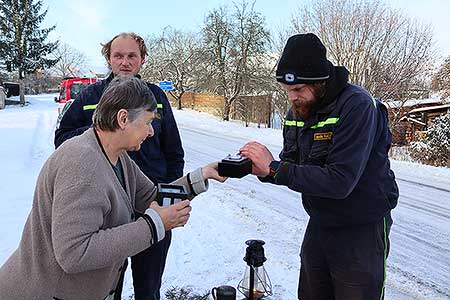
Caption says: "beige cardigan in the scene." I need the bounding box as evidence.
[0,128,207,300]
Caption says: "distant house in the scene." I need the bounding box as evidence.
[399,104,450,144]
[386,98,450,145]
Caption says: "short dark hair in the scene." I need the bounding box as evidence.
[101,32,148,61]
[93,76,157,131]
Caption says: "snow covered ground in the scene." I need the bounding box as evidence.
[0,94,449,300]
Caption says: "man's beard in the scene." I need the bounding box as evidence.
[292,83,327,120]
[292,98,318,120]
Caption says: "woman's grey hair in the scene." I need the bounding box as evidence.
[93,76,157,131]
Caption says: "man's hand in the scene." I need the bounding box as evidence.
[150,200,191,231]
[239,141,274,177]
[202,161,228,182]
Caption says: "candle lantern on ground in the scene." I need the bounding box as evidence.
[237,240,272,300]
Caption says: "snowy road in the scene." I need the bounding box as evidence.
[388,178,450,299]
[172,125,450,300]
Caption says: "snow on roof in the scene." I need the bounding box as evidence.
[385,98,444,109]
[407,103,450,114]
[399,116,427,126]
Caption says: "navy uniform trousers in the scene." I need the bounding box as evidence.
[298,215,392,300]
[114,230,172,300]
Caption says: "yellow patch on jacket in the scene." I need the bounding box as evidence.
[314,132,333,141]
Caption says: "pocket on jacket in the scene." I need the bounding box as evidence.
[281,127,298,162]
[308,143,330,166]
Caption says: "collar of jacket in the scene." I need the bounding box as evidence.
[316,66,349,115]
[105,72,142,85]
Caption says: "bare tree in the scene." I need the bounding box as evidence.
[49,43,88,78]
[201,0,271,121]
[291,0,435,130]
[141,27,205,110]
[24,69,60,94]
[140,36,164,84]
[431,56,450,98]
[264,27,296,125]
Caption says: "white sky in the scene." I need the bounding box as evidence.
[40,0,450,73]
[0,94,449,299]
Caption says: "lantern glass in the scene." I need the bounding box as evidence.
[238,265,272,299]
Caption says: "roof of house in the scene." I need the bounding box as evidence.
[399,116,427,126]
[407,103,450,114]
[385,98,444,109]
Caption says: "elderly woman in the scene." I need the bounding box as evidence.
[0,76,226,300]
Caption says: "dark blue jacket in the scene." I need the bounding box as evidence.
[54,74,184,184]
[266,67,398,227]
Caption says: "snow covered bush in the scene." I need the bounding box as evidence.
[389,146,414,162]
[410,113,450,167]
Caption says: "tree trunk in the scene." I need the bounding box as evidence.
[177,91,185,110]
[223,101,231,121]
[19,77,25,106]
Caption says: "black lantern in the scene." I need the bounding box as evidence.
[156,183,188,206]
[237,240,272,300]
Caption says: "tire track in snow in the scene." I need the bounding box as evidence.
[397,177,450,194]
[180,126,450,300]
[27,110,57,167]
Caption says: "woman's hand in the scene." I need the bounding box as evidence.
[150,200,191,231]
[201,161,228,182]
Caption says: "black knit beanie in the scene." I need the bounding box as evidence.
[276,33,332,85]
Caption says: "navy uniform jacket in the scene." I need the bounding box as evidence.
[54,74,184,184]
[266,67,398,227]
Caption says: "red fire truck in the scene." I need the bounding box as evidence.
[55,77,98,114]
